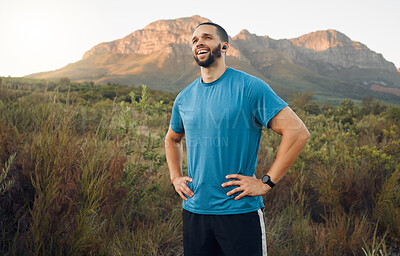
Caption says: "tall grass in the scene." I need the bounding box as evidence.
[0,80,180,255]
[0,78,399,255]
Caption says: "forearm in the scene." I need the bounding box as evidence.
[223,128,308,200]
[165,138,184,182]
[266,128,309,183]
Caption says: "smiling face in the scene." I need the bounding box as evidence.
[191,25,225,68]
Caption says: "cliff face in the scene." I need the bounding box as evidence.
[82,15,248,63]
[83,16,209,58]
[28,15,400,103]
[83,16,397,73]
[232,29,295,69]
[232,29,397,73]
[81,16,397,75]
[289,30,396,71]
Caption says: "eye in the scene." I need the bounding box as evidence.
[206,36,212,39]
[192,39,198,44]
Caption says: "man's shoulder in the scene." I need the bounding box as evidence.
[229,68,280,102]
[228,67,266,85]
[175,77,200,102]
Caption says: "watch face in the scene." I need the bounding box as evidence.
[262,175,270,184]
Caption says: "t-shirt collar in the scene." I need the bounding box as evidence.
[200,67,232,86]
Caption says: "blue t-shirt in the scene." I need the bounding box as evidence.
[170,67,288,215]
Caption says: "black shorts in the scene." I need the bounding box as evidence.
[182,209,267,256]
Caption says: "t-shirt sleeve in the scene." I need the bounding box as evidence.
[248,78,288,128]
[170,98,185,133]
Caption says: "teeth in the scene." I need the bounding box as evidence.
[198,50,208,55]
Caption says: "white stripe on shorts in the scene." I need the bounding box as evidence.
[257,209,268,256]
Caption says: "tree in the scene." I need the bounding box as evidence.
[59,77,70,85]
[361,96,386,115]
[290,92,314,109]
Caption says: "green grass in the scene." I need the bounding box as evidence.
[0,77,399,255]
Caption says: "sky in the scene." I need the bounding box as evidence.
[0,0,399,77]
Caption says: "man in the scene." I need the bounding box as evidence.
[165,22,309,256]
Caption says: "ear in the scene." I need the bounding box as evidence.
[222,43,229,53]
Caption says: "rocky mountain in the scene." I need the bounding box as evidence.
[28,15,400,104]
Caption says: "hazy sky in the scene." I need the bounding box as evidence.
[0,0,399,77]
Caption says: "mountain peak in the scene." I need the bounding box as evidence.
[28,16,400,102]
[82,15,210,59]
[143,15,210,32]
[233,29,257,41]
[238,29,251,35]
[289,29,367,52]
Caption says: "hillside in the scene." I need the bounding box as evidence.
[1,78,400,254]
[27,15,400,104]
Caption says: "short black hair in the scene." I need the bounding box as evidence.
[196,22,229,43]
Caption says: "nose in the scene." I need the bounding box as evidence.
[194,38,206,48]
[195,43,204,49]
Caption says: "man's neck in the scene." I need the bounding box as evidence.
[200,61,228,83]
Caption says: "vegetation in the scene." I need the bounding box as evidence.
[0,77,399,255]
[261,63,400,105]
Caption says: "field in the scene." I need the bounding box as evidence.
[0,77,399,255]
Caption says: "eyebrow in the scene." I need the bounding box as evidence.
[192,33,213,42]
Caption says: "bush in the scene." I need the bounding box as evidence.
[0,78,399,255]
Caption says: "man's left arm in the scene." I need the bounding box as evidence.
[221,106,309,200]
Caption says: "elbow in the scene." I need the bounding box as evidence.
[282,126,309,145]
[299,126,310,143]
[287,125,309,144]
[165,134,182,148]
[165,137,176,149]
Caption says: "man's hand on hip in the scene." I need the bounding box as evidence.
[221,174,270,200]
[172,176,194,201]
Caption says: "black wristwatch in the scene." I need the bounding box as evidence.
[261,175,275,188]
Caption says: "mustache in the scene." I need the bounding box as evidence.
[196,44,210,50]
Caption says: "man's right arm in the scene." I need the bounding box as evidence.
[165,127,193,201]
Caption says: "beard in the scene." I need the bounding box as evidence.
[193,43,222,67]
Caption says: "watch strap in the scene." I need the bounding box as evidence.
[262,175,275,188]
